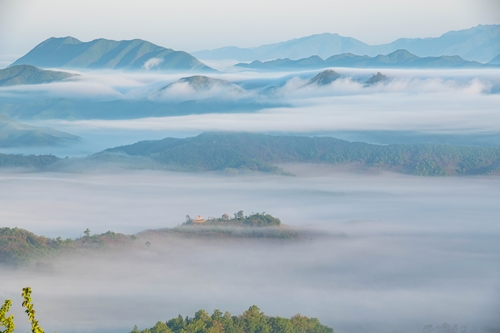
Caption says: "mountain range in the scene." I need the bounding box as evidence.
[10,37,214,72]
[236,49,491,70]
[193,25,500,63]
[0,65,77,86]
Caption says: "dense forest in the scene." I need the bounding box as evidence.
[130,305,333,333]
[2,132,500,175]
[104,132,500,176]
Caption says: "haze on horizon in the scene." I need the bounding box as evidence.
[0,0,498,60]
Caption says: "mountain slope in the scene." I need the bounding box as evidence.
[194,25,500,63]
[488,53,500,65]
[10,37,214,71]
[236,50,490,70]
[0,114,80,147]
[307,70,341,86]
[160,75,244,92]
[0,65,77,86]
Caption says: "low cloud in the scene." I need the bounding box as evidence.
[143,58,163,70]
[0,170,499,333]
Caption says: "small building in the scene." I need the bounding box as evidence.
[192,215,206,224]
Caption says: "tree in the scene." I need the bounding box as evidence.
[221,214,229,221]
[186,215,192,222]
[0,300,15,333]
[236,211,244,219]
[83,228,90,237]
[22,287,44,333]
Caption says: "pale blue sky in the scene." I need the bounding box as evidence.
[0,0,498,57]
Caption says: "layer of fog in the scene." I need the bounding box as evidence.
[1,68,498,102]
[48,90,500,133]
[1,68,500,157]
[1,169,499,333]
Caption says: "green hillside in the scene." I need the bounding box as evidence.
[0,213,291,266]
[102,132,500,176]
[0,65,76,86]
[0,227,132,265]
[10,37,214,71]
[131,305,333,333]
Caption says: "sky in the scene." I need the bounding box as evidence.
[0,0,499,58]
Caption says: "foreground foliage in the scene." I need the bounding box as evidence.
[131,305,333,333]
[0,287,44,333]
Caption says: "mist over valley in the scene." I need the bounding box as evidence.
[1,22,500,333]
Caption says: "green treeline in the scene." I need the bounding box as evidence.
[131,305,333,333]
[0,227,132,266]
[0,153,60,169]
[0,217,291,266]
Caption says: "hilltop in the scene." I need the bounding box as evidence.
[10,37,214,72]
[153,75,245,99]
[0,65,77,86]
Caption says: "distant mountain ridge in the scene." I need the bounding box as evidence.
[194,25,500,63]
[0,114,80,147]
[0,65,77,86]
[236,50,492,70]
[10,37,214,72]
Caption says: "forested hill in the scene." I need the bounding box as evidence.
[101,132,500,176]
[131,305,333,333]
[0,213,292,266]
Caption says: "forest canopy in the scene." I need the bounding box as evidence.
[130,305,333,333]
